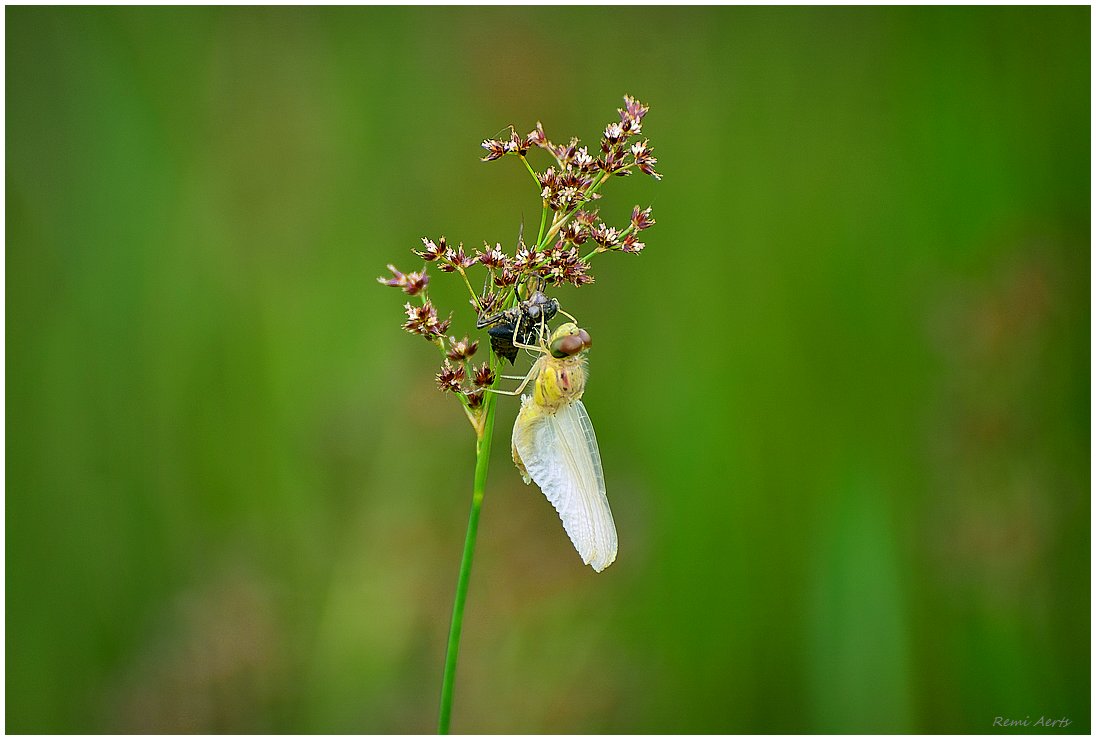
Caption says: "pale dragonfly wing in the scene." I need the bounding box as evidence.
[512,397,618,572]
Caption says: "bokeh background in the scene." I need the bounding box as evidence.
[6,6,1090,734]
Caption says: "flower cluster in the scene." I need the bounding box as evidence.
[379,95,661,429]
[377,264,429,295]
[434,335,496,409]
[414,236,478,272]
[402,301,450,338]
[481,94,661,209]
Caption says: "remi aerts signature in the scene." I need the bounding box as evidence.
[993,716,1072,729]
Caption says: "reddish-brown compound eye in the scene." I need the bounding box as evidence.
[550,328,594,358]
[551,335,582,357]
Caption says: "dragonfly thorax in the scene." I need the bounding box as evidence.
[532,353,588,411]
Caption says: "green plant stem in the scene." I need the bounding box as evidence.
[438,380,498,734]
[520,154,540,187]
[536,201,548,246]
[456,267,482,310]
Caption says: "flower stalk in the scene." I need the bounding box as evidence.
[438,381,497,734]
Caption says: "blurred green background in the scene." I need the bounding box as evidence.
[6,6,1090,734]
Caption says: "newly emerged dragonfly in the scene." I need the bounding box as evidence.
[493,322,618,572]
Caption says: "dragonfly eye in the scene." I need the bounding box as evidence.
[550,329,592,358]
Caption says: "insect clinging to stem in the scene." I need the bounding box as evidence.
[475,279,575,364]
[491,321,617,572]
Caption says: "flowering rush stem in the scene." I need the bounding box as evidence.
[377,95,660,733]
[438,384,497,734]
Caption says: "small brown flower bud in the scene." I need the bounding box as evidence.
[476,243,508,269]
[603,122,626,143]
[590,223,621,248]
[403,301,450,339]
[528,122,548,148]
[620,95,649,125]
[405,271,429,295]
[599,147,627,175]
[471,362,495,388]
[377,264,406,288]
[446,335,479,361]
[619,117,642,138]
[631,205,656,231]
[436,361,466,392]
[575,210,598,227]
[631,140,662,180]
[620,234,645,254]
[560,220,588,245]
[414,236,448,262]
[481,139,507,161]
[573,146,595,172]
[511,244,543,273]
[465,389,485,409]
[537,168,560,204]
[570,269,594,287]
[379,264,430,295]
[450,245,478,270]
[509,127,532,156]
[555,137,579,166]
[565,259,594,287]
[493,266,519,288]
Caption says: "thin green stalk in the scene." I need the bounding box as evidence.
[438,375,498,734]
[519,154,540,187]
[455,267,482,310]
[536,201,548,247]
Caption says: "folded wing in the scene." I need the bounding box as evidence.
[513,397,618,572]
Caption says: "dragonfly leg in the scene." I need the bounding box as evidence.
[514,339,546,353]
[486,368,535,396]
[556,306,578,324]
[510,317,548,355]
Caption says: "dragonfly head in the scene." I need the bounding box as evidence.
[549,323,592,358]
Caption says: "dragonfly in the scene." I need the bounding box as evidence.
[492,322,618,572]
